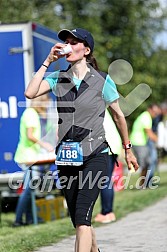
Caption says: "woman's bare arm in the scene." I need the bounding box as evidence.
[109,100,139,171]
[25,43,65,99]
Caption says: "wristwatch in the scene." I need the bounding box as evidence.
[122,141,132,150]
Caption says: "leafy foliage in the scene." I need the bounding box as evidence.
[0,0,167,125]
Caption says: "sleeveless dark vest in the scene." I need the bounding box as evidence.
[54,66,108,159]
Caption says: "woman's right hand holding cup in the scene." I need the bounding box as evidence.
[46,43,71,63]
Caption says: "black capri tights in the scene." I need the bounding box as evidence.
[58,153,108,227]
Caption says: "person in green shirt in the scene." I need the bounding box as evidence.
[130,104,158,187]
[13,94,54,227]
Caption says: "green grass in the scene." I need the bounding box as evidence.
[0,170,167,252]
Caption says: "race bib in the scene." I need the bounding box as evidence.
[55,142,83,166]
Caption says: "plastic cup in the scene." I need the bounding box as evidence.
[59,44,72,55]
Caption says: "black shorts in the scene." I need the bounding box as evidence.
[58,153,108,227]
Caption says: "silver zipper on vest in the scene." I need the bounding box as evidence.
[72,104,75,138]
[71,92,75,139]
[88,129,93,152]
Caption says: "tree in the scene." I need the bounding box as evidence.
[0,0,166,125]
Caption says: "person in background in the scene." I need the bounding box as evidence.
[130,104,159,187]
[13,94,54,227]
[24,27,139,252]
[147,104,162,185]
[157,101,167,160]
[94,108,122,223]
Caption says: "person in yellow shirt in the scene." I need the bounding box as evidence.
[13,94,54,227]
[94,109,122,223]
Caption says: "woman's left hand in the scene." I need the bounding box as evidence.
[125,149,139,172]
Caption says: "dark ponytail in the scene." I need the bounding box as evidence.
[83,41,99,70]
[86,54,99,70]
